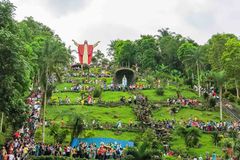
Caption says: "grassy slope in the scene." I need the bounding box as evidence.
[45,105,136,124]
[101,91,133,102]
[35,128,138,144]
[139,86,199,102]
[40,77,234,157]
[171,133,223,157]
[152,107,229,122]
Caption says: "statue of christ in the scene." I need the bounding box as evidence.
[72,40,100,65]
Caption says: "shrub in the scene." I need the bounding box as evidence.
[237,99,240,105]
[203,92,209,100]
[176,126,201,148]
[209,98,216,108]
[156,87,164,96]
[223,91,231,99]
[212,131,221,146]
[124,147,139,159]
[124,155,135,160]
[0,133,6,147]
[228,94,236,102]
[93,86,102,98]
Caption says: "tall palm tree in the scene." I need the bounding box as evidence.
[210,70,227,121]
[38,37,71,143]
[182,48,205,97]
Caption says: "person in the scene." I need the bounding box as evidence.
[212,152,217,160]
[198,154,203,160]
[116,120,122,129]
[72,40,100,65]
[88,95,92,104]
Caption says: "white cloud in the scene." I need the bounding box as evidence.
[10,0,240,55]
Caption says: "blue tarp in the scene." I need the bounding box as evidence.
[71,138,134,148]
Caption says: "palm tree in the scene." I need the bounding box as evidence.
[182,48,205,97]
[38,37,71,143]
[210,70,227,121]
[234,140,240,159]
[67,114,85,142]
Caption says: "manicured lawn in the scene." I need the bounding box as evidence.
[171,133,223,157]
[35,128,138,144]
[52,92,81,101]
[45,105,136,124]
[152,107,228,122]
[81,130,138,141]
[101,91,133,102]
[55,83,73,90]
[139,87,198,102]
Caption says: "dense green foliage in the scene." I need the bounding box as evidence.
[0,0,71,134]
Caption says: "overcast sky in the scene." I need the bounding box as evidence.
[11,0,240,55]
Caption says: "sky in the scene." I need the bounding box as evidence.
[10,0,240,56]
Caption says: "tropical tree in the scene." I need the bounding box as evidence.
[177,42,206,97]
[135,35,161,70]
[156,28,189,72]
[207,33,237,71]
[38,38,71,143]
[177,126,201,148]
[125,129,162,160]
[0,0,31,129]
[68,114,85,142]
[49,123,69,144]
[108,40,137,67]
[92,49,105,66]
[234,140,240,159]
[222,38,240,99]
[210,70,227,120]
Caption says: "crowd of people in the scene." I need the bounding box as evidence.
[186,119,240,132]
[0,91,42,160]
[167,97,200,106]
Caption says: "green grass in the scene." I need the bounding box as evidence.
[35,128,138,144]
[171,133,223,157]
[52,92,81,101]
[81,130,138,141]
[152,107,228,122]
[45,105,136,124]
[55,83,74,91]
[139,87,198,102]
[101,91,133,102]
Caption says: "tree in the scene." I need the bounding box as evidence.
[68,115,85,142]
[177,42,205,97]
[156,28,188,72]
[0,0,31,129]
[92,50,105,66]
[125,129,162,160]
[49,123,69,144]
[108,40,137,67]
[210,70,227,120]
[135,35,160,70]
[222,38,240,99]
[207,33,237,71]
[234,140,240,159]
[38,37,71,143]
[177,126,201,148]
[212,131,222,146]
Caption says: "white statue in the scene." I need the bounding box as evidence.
[122,75,127,87]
